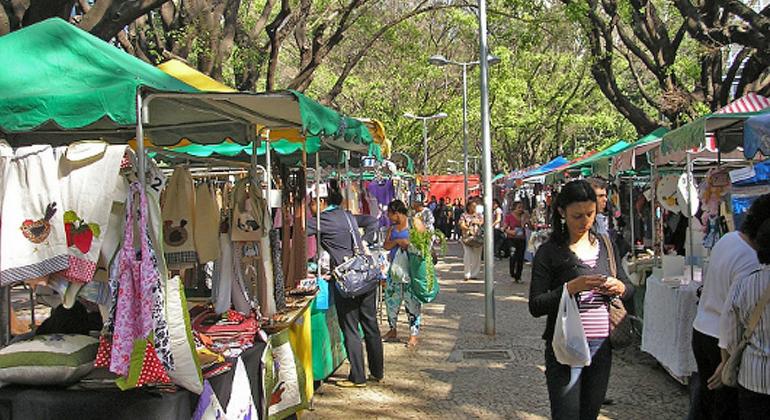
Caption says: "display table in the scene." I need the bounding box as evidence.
[641,271,700,382]
[0,342,266,420]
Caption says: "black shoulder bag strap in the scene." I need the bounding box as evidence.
[342,211,365,256]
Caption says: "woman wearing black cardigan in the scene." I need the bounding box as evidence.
[529,180,633,420]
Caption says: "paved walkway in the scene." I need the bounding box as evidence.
[305,243,689,419]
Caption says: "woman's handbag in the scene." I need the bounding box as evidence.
[722,279,770,387]
[462,218,484,248]
[600,234,635,349]
[332,212,380,299]
[553,286,591,366]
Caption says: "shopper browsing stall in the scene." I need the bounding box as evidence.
[714,218,770,419]
[691,193,770,418]
[307,186,384,388]
[504,200,529,283]
[529,180,633,420]
[382,199,426,349]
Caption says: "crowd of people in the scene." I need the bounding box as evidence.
[308,179,770,419]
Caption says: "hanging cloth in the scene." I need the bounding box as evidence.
[231,179,265,242]
[162,168,197,268]
[195,183,221,263]
[212,233,235,315]
[270,229,287,311]
[58,142,127,283]
[96,182,174,387]
[1,145,68,286]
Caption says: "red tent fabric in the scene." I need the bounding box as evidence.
[426,175,480,202]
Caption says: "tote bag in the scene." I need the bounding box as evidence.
[552,286,591,367]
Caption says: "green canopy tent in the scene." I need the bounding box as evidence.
[0,18,367,148]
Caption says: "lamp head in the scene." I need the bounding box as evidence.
[433,112,448,119]
[487,54,502,65]
[403,112,417,119]
[428,54,449,66]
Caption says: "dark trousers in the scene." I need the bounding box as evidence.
[545,339,612,420]
[509,237,526,280]
[493,229,506,257]
[740,386,770,420]
[333,285,384,384]
[692,328,738,419]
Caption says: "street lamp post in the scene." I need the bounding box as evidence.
[403,112,448,175]
[428,53,500,203]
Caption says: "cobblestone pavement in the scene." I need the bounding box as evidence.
[305,243,689,419]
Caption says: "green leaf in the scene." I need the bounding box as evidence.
[63,210,79,224]
[88,223,101,238]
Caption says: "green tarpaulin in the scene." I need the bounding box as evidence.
[565,140,631,170]
[661,111,767,155]
[0,18,195,132]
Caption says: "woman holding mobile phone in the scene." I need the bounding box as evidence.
[529,180,633,420]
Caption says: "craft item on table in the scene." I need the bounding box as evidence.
[225,357,259,420]
[288,278,318,296]
[656,175,681,213]
[0,334,98,385]
[202,361,233,380]
[195,183,221,264]
[677,171,700,217]
[95,183,174,389]
[193,380,228,420]
[56,142,126,283]
[191,307,259,353]
[265,329,309,419]
[270,229,287,311]
[231,179,265,242]
[1,145,68,286]
[166,275,204,394]
[162,167,198,268]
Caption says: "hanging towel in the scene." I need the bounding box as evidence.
[1,145,68,286]
[212,233,234,315]
[58,142,127,283]
[162,168,197,269]
[195,183,221,264]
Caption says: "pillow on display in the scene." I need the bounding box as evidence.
[0,334,98,385]
[166,275,204,394]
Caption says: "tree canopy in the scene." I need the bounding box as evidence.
[1,0,767,172]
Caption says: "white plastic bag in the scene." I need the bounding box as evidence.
[389,249,411,284]
[552,286,591,367]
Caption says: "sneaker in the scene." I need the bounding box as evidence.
[336,380,366,388]
[368,375,383,383]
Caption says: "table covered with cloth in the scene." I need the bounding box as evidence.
[0,341,266,420]
[641,272,700,381]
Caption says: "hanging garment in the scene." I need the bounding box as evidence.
[162,168,197,268]
[212,234,235,315]
[289,191,307,290]
[97,182,174,380]
[230,242,253,315]
[270,229,287,311]
[195,183,221,263]
[231,179,265,242]
[58,142,127,283]
[1,145,68,286]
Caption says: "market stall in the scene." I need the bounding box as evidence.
[0,17,374,420]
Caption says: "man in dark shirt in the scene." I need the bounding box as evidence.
[307,186,383,387]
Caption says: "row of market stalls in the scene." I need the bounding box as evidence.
[0,18,402,420]
[500,92,770,383]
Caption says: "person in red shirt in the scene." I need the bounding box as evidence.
[503,201,530,283]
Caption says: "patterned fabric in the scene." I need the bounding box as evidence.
[107,183,173,376]
[270,229,287,311]
[165,251,198,266]
[385,278,422,336]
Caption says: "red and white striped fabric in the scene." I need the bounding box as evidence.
[702,93,770,151]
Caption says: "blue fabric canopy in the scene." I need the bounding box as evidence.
[524,156,570,178]
[744,111,770,158]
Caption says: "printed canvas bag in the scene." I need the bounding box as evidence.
[162,167,197,268]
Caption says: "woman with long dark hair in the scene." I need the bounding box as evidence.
[529,180,633,419]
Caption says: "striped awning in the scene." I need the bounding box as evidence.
[703,93,770,151]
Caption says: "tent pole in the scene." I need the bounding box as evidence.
[265,129,272,209]
[0,286,9,347]
[651,153,658,267]
[629,177,635,258]
[687,151,695,284]
[136,91,146,186]
[316,150,321,280]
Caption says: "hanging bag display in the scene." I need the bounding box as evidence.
[95,182,173,390]
[162,167,197,268]
[599,234,636,349]
[553,286,592,366]
[722,279,770,387]
[332,212,380,299]
[231,179,264,242]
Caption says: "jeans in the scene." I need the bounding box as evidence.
[545,338,612,420]
[740,386,770,420]
[692,328,738,419]
[509,237,526,280]
[333,285,384,383]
